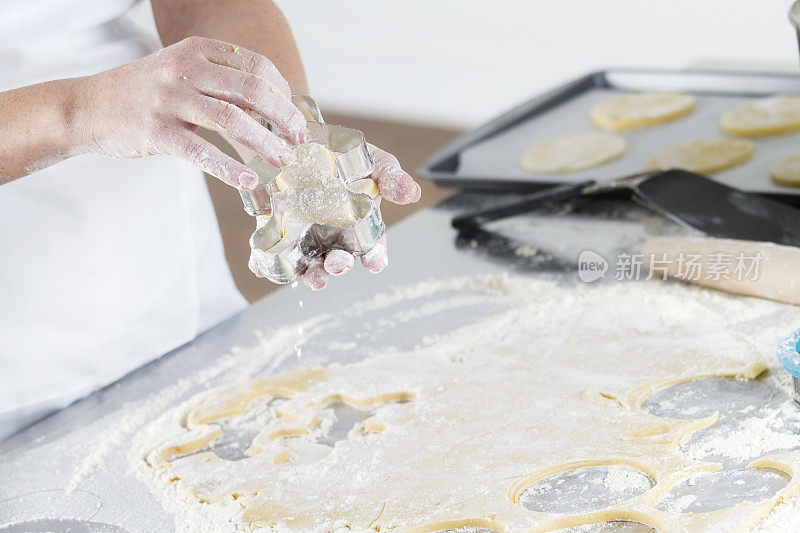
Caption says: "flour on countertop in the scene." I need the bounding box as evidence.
[124,275,800,532]
[66,313,334,492]
[686,401,800,462]
[68,275,513,494]
[603,468,653,493]
[490,211,694,262]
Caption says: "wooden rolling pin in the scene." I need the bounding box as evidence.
[642,237,800,306]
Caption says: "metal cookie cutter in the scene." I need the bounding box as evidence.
[239,95,385,284]
[777,328,800,403]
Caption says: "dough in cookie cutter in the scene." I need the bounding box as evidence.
[242,96,385,284]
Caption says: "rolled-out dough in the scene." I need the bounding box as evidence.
[520,132,626,174]
[136,277,800,532]
[590,93,695,131]
[770,153,800,188]
[646,138,755,174]
[721,96,800,137]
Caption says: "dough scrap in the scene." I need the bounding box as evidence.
[646,138,755,174]
[721,96,800,137]
[770,152,800,187]
[591,92,695,131]
[137,278,800,532]
[346,177,380,197]
[520,132,626,174]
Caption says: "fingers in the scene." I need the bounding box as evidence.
[368,144,421,205]
[311,237,387,289]
[190,37,291,98]
[361,234,389,273]
[323,249,355,276]
[182,95,294,168]
[302,260,328,290]
[170,129,259,189]
[261,241,379,289]
[255,253,347,289]
[248,253,265,278]
[189,65,306,145]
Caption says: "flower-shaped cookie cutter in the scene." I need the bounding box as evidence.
[239,95,385,284]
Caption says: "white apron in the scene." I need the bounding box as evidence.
[0,0,247,440]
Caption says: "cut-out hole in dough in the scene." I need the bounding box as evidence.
[316,401,371,447]
[643,376,800,465]
[642,377,776,421]
[682,411,800,466]
[519,466,654,514]
[557,521,656,532]
[211,396,287,461]
[0,520,129,533]
[655,467,789,513]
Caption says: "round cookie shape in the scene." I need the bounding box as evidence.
[591,92,695,131]
[646,138,755,174]
[770,153,800,187]
[720,96,800,137]
[520,132,626,174]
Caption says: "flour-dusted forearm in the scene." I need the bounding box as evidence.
[0,79,85,184]
[0,37,307,187]
[151,0,309,94]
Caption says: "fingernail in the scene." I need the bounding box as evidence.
[412,183,422,202]
[325,250,354,275]
[279,146,295,165]
[240,171,259,190]
[364,244,388,273]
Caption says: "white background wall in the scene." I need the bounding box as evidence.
[275,0,800,128]
[136,1,800,128]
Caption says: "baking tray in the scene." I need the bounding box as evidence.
[419,69,800,204]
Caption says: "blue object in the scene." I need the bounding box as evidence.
[777,328,800,378]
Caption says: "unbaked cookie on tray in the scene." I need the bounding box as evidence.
[591,92,696,131]
[647,138,755,174]
[721,96,800,137]
[520,132,626,174]
[771,152,800,187]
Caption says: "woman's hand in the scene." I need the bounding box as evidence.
[76,36,307,189]
[248,144,422,289]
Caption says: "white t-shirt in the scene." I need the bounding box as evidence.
[0,0,248,440]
